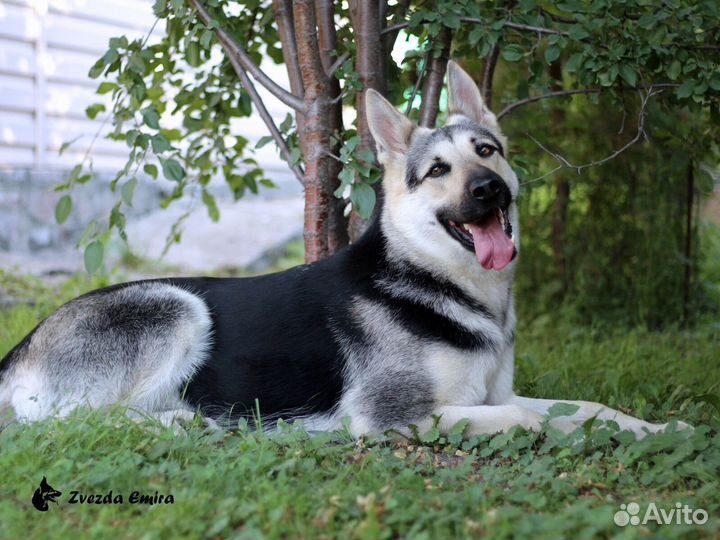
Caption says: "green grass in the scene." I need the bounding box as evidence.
[1,272,719,539]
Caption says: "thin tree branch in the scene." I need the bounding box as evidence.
[462,16,571,36]
[381,22,406,35]
[482,44,500,109]
[382,0,411,56]
[405,50,429,116]
[272,0,304,99]
[328,52,351,77]
[419,28,452,127]
[189,0,305,112]
[381,17,568,37]
[315,0,338,75]
[497,84,680,120]
[522,88,661,185]
[224,51,304,184]
[538,8,577,24]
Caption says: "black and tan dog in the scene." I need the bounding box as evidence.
[0,62,688,438]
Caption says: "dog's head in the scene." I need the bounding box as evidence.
[367,61,519,274]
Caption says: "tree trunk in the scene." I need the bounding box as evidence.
[348,0,386,241]
[293,0,333,262]
[272,0,305,135]
[682,159,695,325]
[418,28,452,128]
[315,0,349,252]
[549,59,570,290]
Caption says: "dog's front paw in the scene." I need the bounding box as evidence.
[663,419,694,433]
[632,419,694,440]
[546,417,578,434]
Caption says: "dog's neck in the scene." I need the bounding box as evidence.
[354,210,514,317]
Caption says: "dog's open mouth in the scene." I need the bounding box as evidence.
[441,208,517,271]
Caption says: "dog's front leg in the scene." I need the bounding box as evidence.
[383,405,559,438]
[505,395,690,439]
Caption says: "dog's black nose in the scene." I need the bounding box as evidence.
[469,176,502,201]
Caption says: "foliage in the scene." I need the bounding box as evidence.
[1,272,719,539]
[54,0,719,325]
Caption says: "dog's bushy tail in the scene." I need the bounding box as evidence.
[0,344,22,426]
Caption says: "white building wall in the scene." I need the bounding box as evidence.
[0,0,294,183]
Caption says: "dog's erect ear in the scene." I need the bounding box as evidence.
[447,60,499,130]
[365,89,414,165]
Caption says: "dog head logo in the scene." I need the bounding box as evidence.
[32,477,62,512]
[366,60,518,274]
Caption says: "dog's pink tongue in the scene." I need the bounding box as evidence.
[468,220,516,271]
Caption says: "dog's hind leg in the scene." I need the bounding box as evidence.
[126,408,220,431]
[0,283,213,423]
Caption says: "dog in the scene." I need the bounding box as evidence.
[0,61,687,439]
[32,477,62,512]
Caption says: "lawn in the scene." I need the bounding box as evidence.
[0,270,718,539]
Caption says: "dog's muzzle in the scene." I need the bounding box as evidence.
[439,168,516,271]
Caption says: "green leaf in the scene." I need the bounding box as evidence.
[151,134,172,153]
[279,113,293,133]
[55,195,72,224]
[502,45,525,62]
[259,179,276,189]
[142,108,160,129]
[68,164,82,182]
[356,149,376,163]
[547,403,580,419]
[338,167,355,185]
[351,183,376,219]
[108,36,128,50]
[200,29,214,49]
[676,81,694,99]
[707,77,720,95]
[160,158,186,181]
[420,425,440,444]
[667,60,681,80]
[619,65,637,87]
[255,136,274,149]
[102,47,119,66]
[129,52,146,74]
[88,59,105,79]
[202,189,220,221]
[96,82,118,95]
[121,178,138,207]
[143,163,158,179]
[85,103,106,120]
[565,53,584,72]
[447,418,469,444]
[544,44,560,64]
[109,202,126,232]
[444,14,460,29]
[568,26,590,40]
[84,240,104,274]
[186,41,201,67]
[59,136,81,156]
[152,0,167,17]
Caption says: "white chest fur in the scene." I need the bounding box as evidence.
[424,343,505,406]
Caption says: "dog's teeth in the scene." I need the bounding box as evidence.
[462,224,472,233]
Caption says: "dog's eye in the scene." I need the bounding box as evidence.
[476,144,496,158]
[427,163,449,178]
